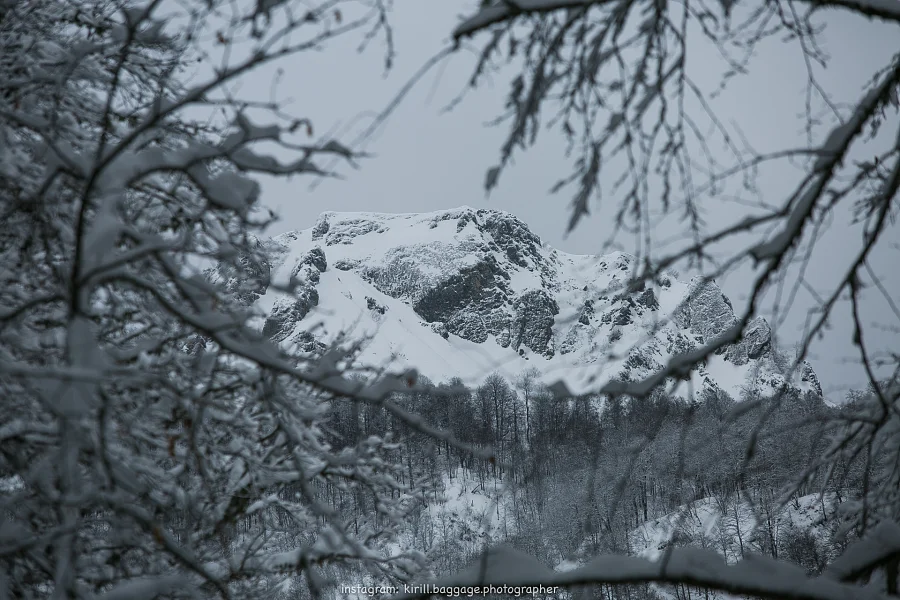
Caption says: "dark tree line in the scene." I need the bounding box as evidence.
[319,368,876,586]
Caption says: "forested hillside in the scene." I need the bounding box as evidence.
[266,368,859,598]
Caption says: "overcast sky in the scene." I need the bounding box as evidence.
[233,0,899,401]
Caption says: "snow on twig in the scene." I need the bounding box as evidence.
[394,543,895,600]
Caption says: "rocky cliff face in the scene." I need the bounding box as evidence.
[244,207,822,400]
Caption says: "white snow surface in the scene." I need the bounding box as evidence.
[629,493,840,564]
[548,493,850,600]
[252,207,820,400]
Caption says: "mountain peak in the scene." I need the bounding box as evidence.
[302,206,540,249]
[251,208,820,401]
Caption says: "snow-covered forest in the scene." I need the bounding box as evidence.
[1,0,898,598]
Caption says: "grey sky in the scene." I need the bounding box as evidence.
[242,1,899,401]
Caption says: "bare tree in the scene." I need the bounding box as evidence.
[451,0,899,400]
[0,0,452,597]
[401,0,900,597]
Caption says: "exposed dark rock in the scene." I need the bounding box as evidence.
[578,300,594,326]
[744,318,771,359]
[427,207,478,232]
[325,218,385,245]
[505,245,525,266]
[799,361,823,396]
[602,304,633,327]
[293,264,319,286]
[674,278,738,342]
[303,247,327,272]
[664,330,693,357]
[263,287,319,342]
[290,247,327,285]
[624,350,656,372]
[448,313,489,343]
[429,321,449,339]
[365,296,386,315]
[357,242,490,302]
[291,330,326,356]
[508,290,559,356]
[637,288,659,311]
[615,308,633,326]
[413,256,506,325]
[311,213,330,240]
[456,212,478,232]
[721,293,734,312]
[333,259,358,271]
[724,317,771,366]
[559,331,578,355]
[477,210,543,270]
[615,254,631,271]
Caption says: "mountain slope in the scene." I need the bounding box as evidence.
[242,207,821,400]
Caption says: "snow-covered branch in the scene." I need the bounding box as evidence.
[1,0,419,598]
[453,0,900,40]
[396,542,897,600]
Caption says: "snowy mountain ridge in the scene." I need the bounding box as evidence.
[234,206,821,400]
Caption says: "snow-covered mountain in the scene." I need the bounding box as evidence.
[235,207,821,400]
